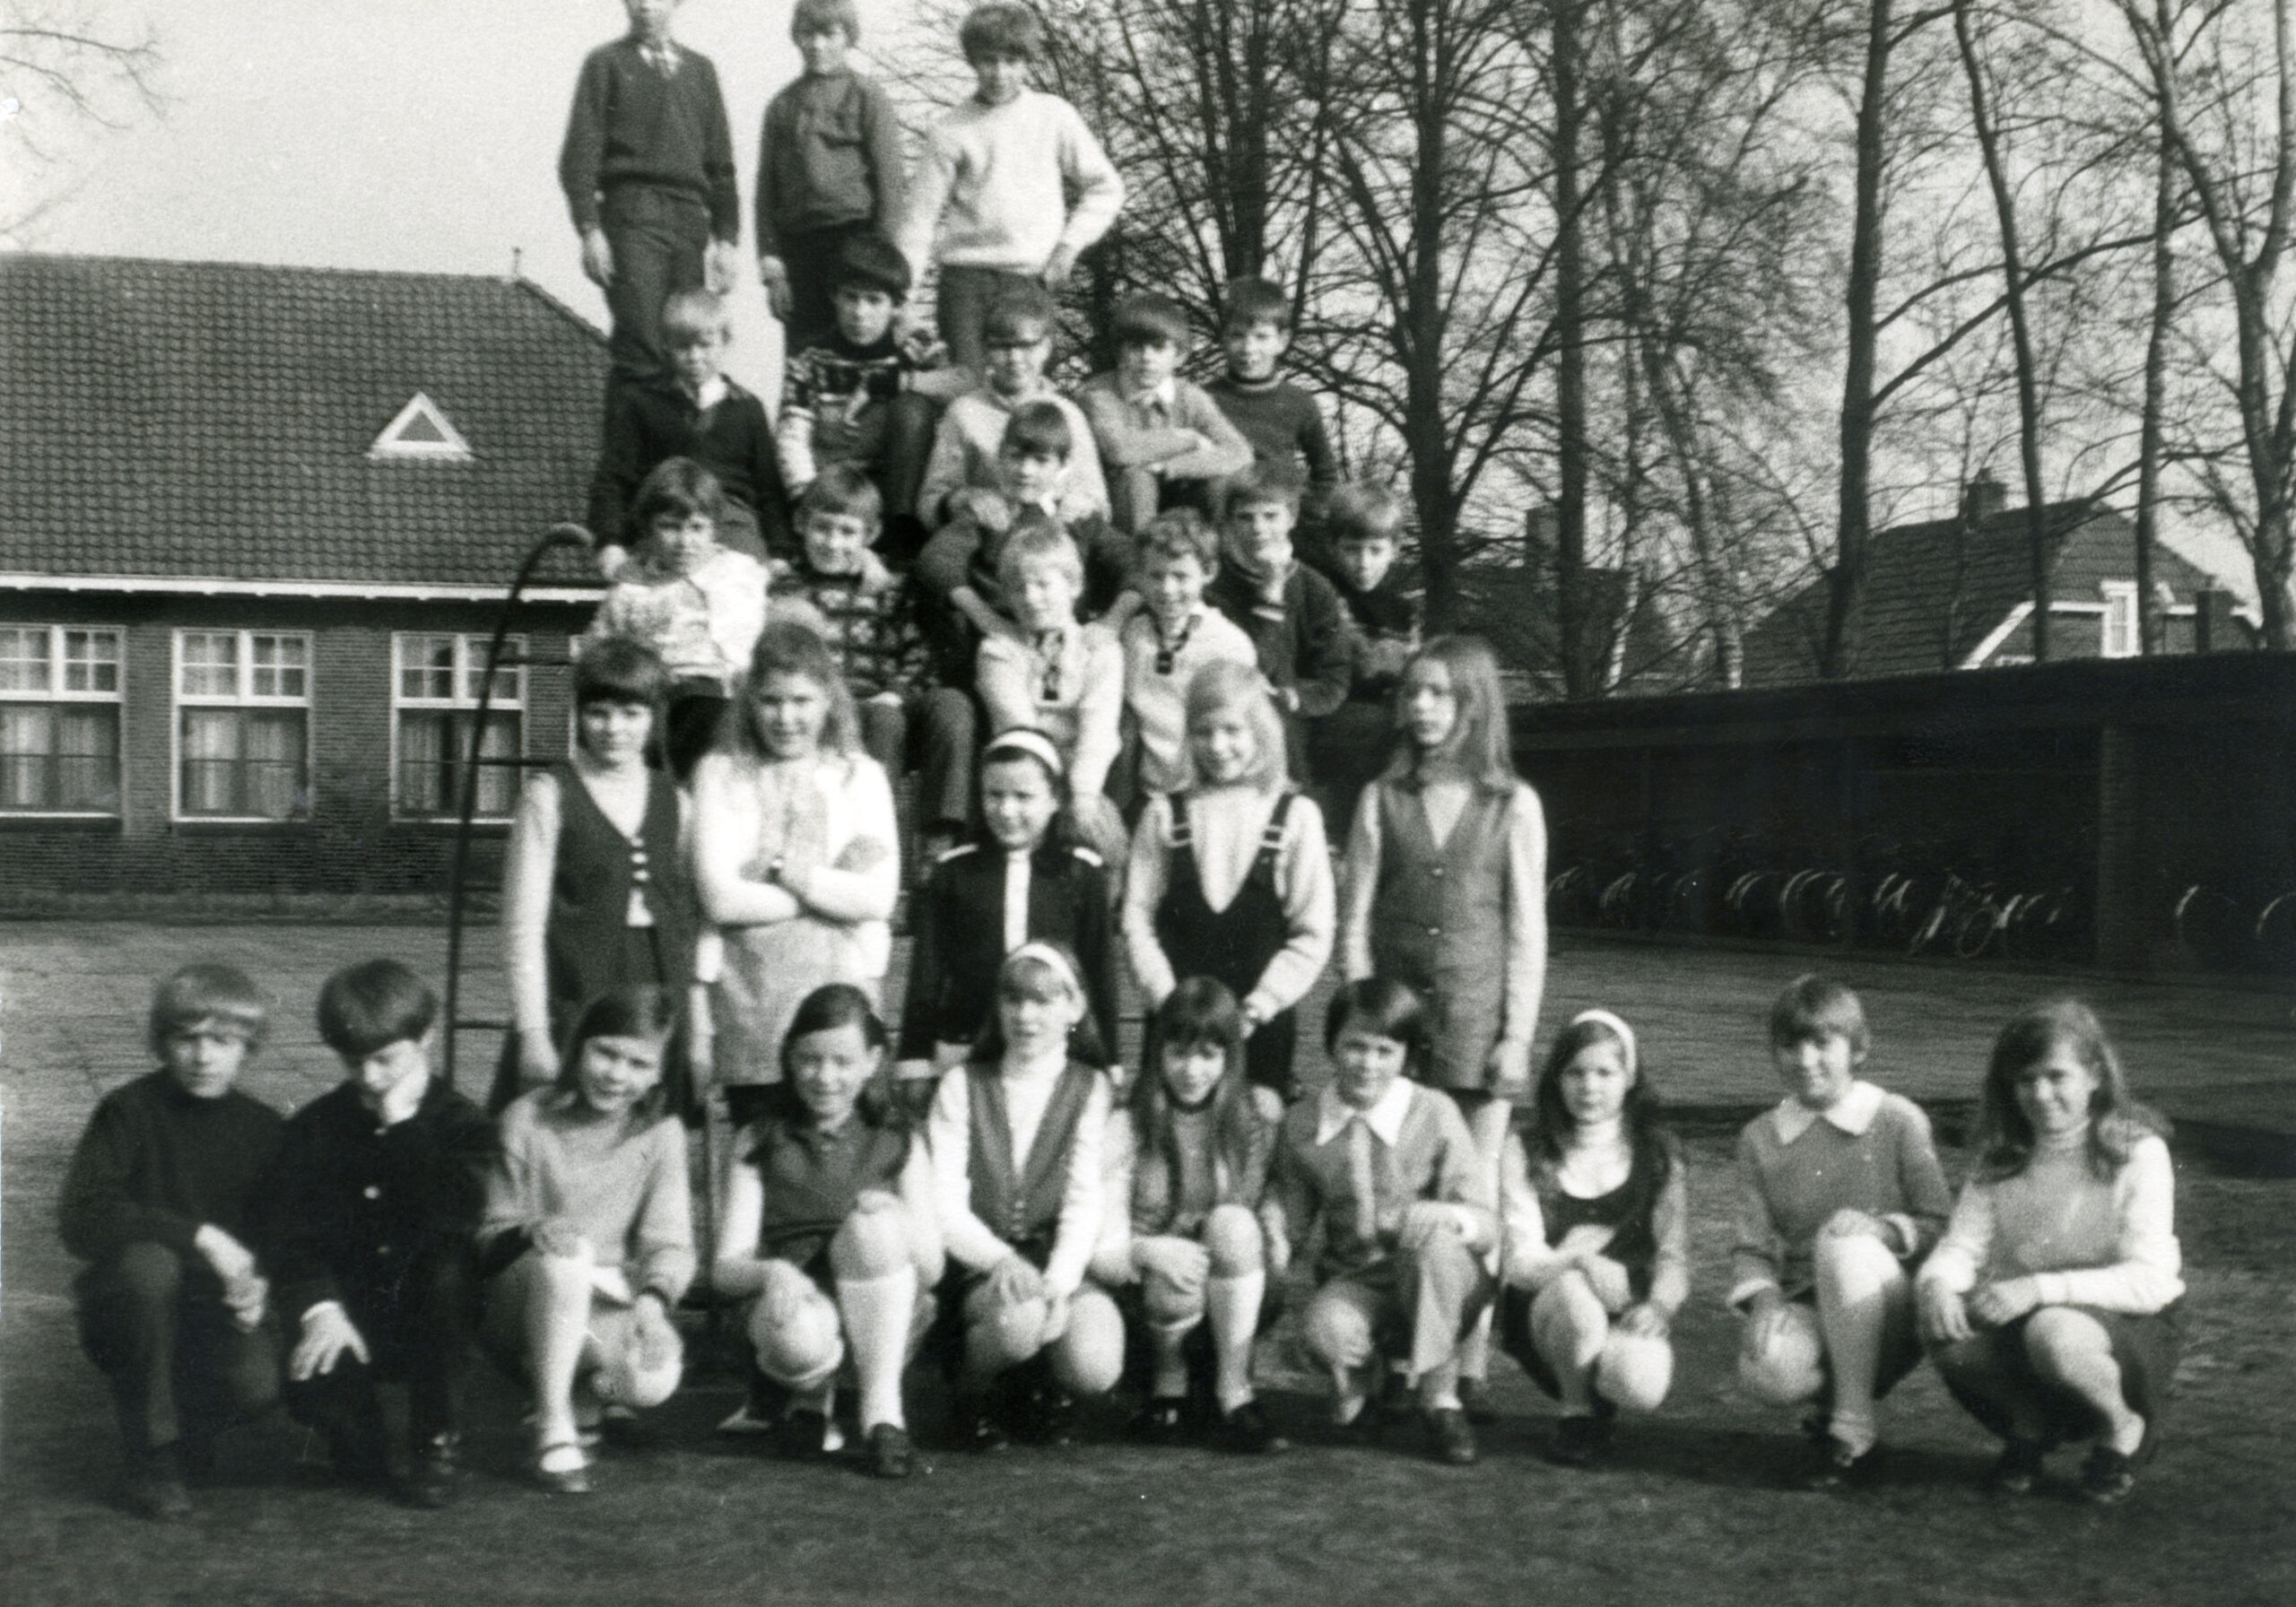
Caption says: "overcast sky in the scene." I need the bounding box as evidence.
[11,0,916,392]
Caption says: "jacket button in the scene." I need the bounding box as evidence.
[1431,865,1445,877]
[363,1186,380,1200]
[1428,925,1441,937]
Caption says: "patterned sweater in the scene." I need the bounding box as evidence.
[769,553,931,699]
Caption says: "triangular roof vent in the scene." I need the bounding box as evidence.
[369,392,472,461]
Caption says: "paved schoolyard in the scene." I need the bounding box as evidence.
[3,922,2292,1606]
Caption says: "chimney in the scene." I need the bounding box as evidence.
[1524,504,1559,568]
[1962,470,2006,523]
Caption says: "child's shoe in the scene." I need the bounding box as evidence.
[1804,1434,1883,1490]
[777,1408,831,1459]
[1550,1412,1614,1468]
[867,1422,918,1479]
[2079,1420,2156,1505]
[1457,1376,1498,1426]
[399,1433,460,1510]
[1128,1396,1190,1445]
[1424,1406,1478,1465]
[1214,1399,1289,1455]
[534,1439,592,1495]
[1986,1438,2050,1497]
[124,1446,194,1523]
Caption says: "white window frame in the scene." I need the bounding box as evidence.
[2100,582,2139,658]
[170,630,314,823]
[0,624,126,817]
[389,632,526,821]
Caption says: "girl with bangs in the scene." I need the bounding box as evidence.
[1918,1000,2181,1504]
[1342,633,1547,1417]
[715,985,941,1480]
[1091,977,1286,1454]
[693,619,900,1130]
[1124,659,1335,1105]
[479,986,693,1495]
[928,942,1123,1450]
[1497,1010,1688,1467]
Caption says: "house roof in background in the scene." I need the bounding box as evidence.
[0,255,607,591]
[1741,499,2227,685]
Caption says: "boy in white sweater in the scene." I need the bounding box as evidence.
[891,4,1124,374]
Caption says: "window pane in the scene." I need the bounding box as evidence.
[396,710,451,816]
[0,629,51,694]
[181,708,242,813]
[181,633,239,697]
[56,707,119,812]
[401,635,457,701]
[250,635,308,699]
[474,710,522,816]
[243,708,308,819]
[465,636,526,705]
[0,706,54,808]
[63,630,121,694]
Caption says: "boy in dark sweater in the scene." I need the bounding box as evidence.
[587,288,793,575]
[778,234,971,568]
[1205,465,1356,784]
[560,0,741,387]
[1206,276,1340,538]
[60,964,284,1521]
[755,0,909,354]
[771,466,976,853]
[268,960,495,1509]
[1309,482,1421,834]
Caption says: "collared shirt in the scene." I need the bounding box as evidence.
[639,39,679,76]
[1770,1078,1886,1145]
[1118,378,1179,421]
[1271,1078,1490,1281]
[1313,1077,1415,1148]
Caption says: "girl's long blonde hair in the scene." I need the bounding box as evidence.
[1181,658,1288,793]
[726,619,860,765]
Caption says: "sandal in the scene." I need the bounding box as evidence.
[534,1439,592,1495]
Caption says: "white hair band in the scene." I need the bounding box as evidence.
[1569,1008,1639,1078]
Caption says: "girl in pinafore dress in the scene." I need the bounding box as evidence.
[1122,659,1335,1105]
[1341,633,1546,1412]
[1498,1010,1689,1467]
[693,620,900,1130]
[495,638,699,1116]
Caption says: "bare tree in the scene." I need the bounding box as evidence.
[2,4,161,240]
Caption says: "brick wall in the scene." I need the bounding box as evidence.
[0,590,588,901]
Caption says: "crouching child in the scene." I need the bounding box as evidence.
[59,963,286,1520]
[267,960,495,1508]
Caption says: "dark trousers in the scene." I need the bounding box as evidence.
[778,222,876,357]
[601,185,713,386]
[860,687,976,833]
[1106,464,1224,537]
[76,1243,279,1459]
[813,392,944,568]
[283,1250,477,1456]
[665,686,731,783]
[935,265,1042,376]
[1307,699,1393,839]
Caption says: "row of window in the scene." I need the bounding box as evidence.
[0,628,529,822]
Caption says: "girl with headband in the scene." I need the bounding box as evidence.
[1496,1008,1689,1466]
[894,729,1120,1113]
[927,941,1124,1450]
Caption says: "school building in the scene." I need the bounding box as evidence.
[0,254,607,902]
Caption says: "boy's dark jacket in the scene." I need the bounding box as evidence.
[262,1078,496,1324]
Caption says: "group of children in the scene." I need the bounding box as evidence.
[51,0,2183,1530]
[62,950,2184,1518]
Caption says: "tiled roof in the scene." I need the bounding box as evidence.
[0,254,609,590]
[1742,501,2224,684]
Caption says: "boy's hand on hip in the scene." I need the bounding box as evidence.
[705,240,741,296]
[1040,246,1078,289]
[290,1305,370,1380]
[758,256,791,320]
[579,228,615,290]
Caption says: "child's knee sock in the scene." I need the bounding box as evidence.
[837,1267,918,1432]
[1459,1302,1494,1385]
[1149,1319,1196,1400]
[1205,1270,1265,1412]
[1815,1237,1901,1454]
[1534,1284,1608,1414]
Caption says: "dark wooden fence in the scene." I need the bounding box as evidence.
[1510,654,2296,977]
